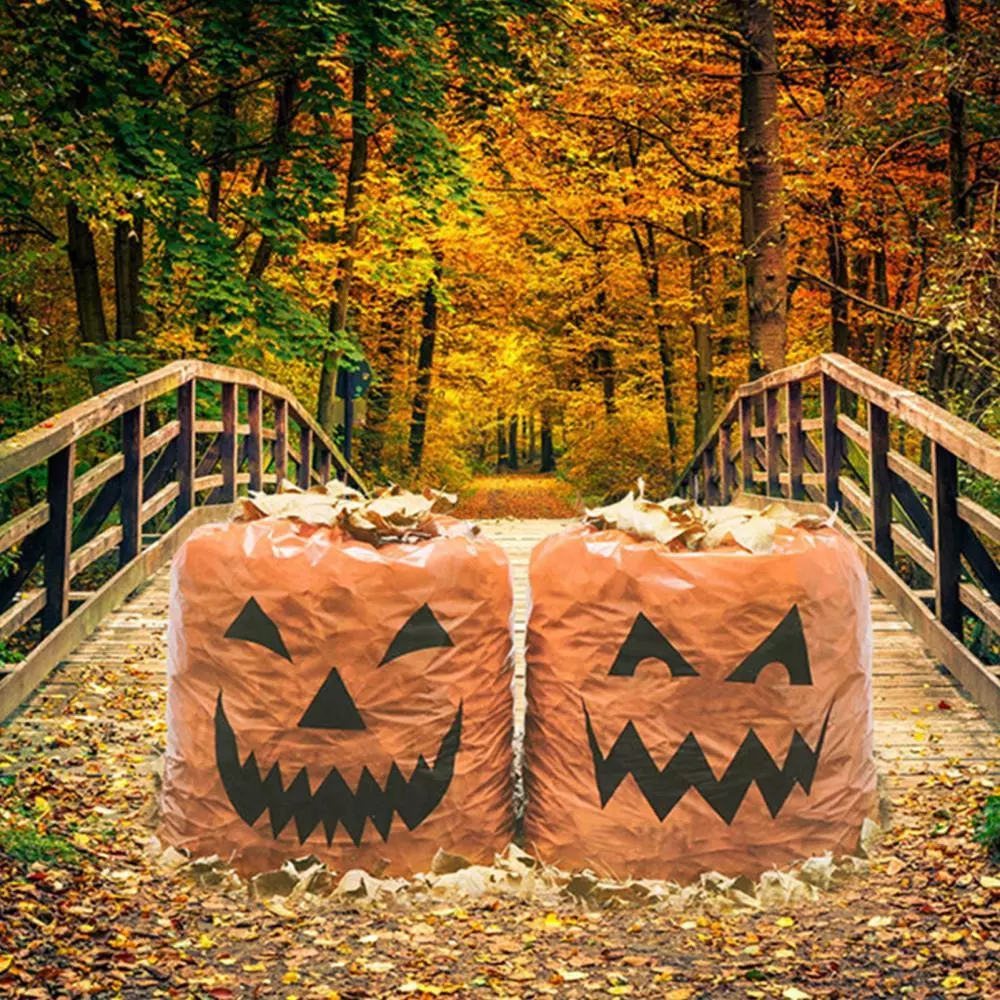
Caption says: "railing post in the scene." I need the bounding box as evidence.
[42,444,74,632]
[176,379,195,520]
[317,448,331,485]
[220,382,237,503]
[868,402,894,563]
[702,442,717,505]
[247,387,263,493]
[932,442,961,636]
[765,387,780,497]
[719,423,733,504]
[298,424,313,489]
[120,404,144,565]
[821,373,841,509]
[786,380,804,500]
[739,396,753,493]
[273,397,288,488]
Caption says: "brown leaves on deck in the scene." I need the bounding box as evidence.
[236,481,460,545]
[583,482,836,555]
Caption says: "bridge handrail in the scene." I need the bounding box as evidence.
[0,360,366,721]
[673,352,1000,723]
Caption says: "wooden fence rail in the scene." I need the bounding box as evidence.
[674,353,1000,723]
[0,361,365,721]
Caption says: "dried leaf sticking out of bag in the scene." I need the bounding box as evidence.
[235,481,461,546]
[583,482,835,556]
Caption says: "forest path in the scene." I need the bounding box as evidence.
[451,472,583,520]
[0,521,997,996]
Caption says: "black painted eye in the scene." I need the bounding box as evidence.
[379,604,453,666]
[609,613,699,678]
[224,597,292,661]
[725,605,812,686]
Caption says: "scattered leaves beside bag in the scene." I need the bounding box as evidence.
[236,481,463,546]
[583,480,836,555]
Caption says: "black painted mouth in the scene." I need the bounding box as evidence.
[215,693,462,846]
[584,702,831,825]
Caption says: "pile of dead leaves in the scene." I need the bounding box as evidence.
[237,481,461,546]
[584,482,835,555]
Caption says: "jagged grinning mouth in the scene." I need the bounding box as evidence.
[214,693,462,846]
[584,701,832,825]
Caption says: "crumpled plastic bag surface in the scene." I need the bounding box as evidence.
[523,523,876,882]
[161,516,514,875]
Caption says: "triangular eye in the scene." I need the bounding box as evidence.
[725,605,812,685]
[379,604,454,666]
[609,613,699,678]
[224,597,291,661]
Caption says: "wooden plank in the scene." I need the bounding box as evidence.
[247,386,263,493]
[960,521,1000,602]
[889,470,933,547]
[887,449,932,495]
[958,496,1000,547]
[843,531,1000,724]
[317,447,331,486]
[891,522,934,575]
[196,361,365,491]
[737,357,820,396]
[820,353,1000,478]
[0,361,196,486]
[765,387,780,497]
[932,442,961,637]
[0,503,49,558]
[220,382,237,503]
[961,583,1000,635]
[868,403,893,564]
[0,505,230,724]
[821,373,841,509]
[73,453,124,502]
[786,380,804,500]
[739,396,753,492]
[839,475,872,519]
[141,482,180,523]
[837,412,869,450]
[70,525,124,577]
[42,445,74,634]
[273,396,288,488]
[143,420,179,456]
[0,589,44,642]
[176,380,195,520]
[120,404,144,566]
[297,425,313,490]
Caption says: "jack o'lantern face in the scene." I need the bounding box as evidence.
[584,605,831,825]
[214,598,462,847]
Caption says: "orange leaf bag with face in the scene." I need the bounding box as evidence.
[523,522,876,881]
[160,510,514,875]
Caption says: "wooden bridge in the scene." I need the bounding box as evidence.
[0,353,997,788]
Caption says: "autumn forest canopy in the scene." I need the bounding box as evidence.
[1,0,998,502]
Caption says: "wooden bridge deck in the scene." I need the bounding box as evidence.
[2,519,996,805]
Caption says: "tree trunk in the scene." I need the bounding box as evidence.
[826,186,850,356]
[943,0,968,230]
[360,298,411,472]
[318,60,369,430]
[507,413,519,471]
[496,409,507,469]
[66,202,108,345]
[738,0,788,379]
[407,275,438,469]
[248,75,299,281]
[113,211,144,339]
[540,408,555,472]
[528,413,536,464]
[685,209,714,443]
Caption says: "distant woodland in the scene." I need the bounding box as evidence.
[1,0,998,500]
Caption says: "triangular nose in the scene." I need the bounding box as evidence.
[298,668,365,730]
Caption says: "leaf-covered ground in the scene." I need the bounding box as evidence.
[1,486,998,998]
[451,474,583,520]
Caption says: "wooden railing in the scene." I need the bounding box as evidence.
[674,353,1000,723]
[0,360,365,721]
